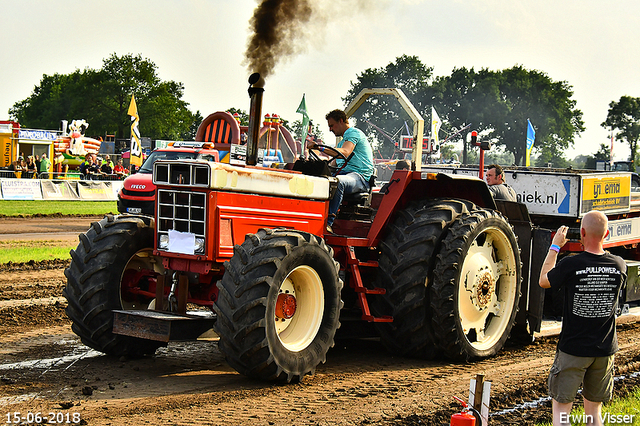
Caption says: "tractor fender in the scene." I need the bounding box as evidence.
[368,170,496,243]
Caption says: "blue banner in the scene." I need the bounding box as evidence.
[18,129,58,141]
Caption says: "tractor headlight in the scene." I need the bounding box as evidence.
[194,237,205,254]
[159,234,169,250]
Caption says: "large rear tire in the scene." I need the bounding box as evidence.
[373,199,473,359]
[63,215,165,357]
[214,229,342,382]
[430,208,521,360]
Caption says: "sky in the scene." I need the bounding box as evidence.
[1,0,639,161]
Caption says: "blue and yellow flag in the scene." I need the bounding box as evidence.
[128,94,143,167]
[526,119,535,166]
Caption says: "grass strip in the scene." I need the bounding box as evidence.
[0,240,76,263]
[536,386,640,425]
[0,200,117,217]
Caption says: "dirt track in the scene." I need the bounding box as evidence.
[1,216,640,425]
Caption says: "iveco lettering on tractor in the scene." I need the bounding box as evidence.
[64,74,640,382]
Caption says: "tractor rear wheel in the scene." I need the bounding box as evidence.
[63,215,165,357]
[373,199,474,359]
[214,228,342,382]
[430,208,521,360]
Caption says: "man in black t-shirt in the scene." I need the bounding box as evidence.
[540,210,627,425]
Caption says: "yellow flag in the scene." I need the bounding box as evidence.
[128,94,143,167]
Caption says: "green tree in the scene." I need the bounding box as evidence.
[427,67,505,163]
[583,143,611,169]
[342,59,583,166]
[10,53,200,141]
[290,119,325,143]
[182,110,203,141]
[343,55,434,158]
[602,95,640,168]
[226,108,249,126]
[484,149,515,166]
[9,71,88,131]
[534,145,570,169]
[569,154,590,169]
[491,66,584,166]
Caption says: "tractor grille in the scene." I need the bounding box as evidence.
[154,161,210,187]
[157,189,207,252]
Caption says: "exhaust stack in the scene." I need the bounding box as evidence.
[246,73,264,166]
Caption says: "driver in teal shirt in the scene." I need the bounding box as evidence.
[309,109,374,232]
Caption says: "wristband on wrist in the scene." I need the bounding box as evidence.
[319,146,324,152]
[549,244,560,253]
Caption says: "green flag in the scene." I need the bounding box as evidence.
[296,94,310,147]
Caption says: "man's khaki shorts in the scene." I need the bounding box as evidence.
[548,350,615,404]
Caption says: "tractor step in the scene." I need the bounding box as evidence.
[339,244,393,323]
[353,286,386,295]
[113,310,216,343]
[361,314,393,323]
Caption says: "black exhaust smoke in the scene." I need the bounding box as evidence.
[245,0,313,79]
[244,0,312,166]
[243,0,370,165]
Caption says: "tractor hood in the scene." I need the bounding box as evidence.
[153,160,335,201]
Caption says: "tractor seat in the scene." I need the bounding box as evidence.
[341,172,376,208]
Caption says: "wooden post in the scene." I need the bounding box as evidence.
[473,374,484,415]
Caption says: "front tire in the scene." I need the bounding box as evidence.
[63,215,164,357]
[214,229,342,382]
[430,208,521,360]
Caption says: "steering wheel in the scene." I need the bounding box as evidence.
[308,144,348,176]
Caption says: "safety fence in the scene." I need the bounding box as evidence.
[0,170,128,180]
[0,177,123,201]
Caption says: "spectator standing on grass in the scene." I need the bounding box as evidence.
[8,157,22,173]
[79,153,92,178]
[38,154,51,179]
[100,157,113,175]
[113,158,127,175]
[90,157,103,179]
[25,156,37,178]
[15,157,26,178]
[539,210,627,426]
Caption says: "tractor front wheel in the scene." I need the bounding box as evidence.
[214,229,342,382]
[63,215,165,357]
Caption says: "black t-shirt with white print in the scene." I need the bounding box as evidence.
[547,251,627,357]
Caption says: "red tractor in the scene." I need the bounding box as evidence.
[63,74,536,381]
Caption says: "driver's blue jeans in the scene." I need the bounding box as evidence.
[328,172,368,226]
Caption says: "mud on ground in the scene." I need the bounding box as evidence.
[1,216,640,425]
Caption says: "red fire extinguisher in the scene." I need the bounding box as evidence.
[450,396,482,426]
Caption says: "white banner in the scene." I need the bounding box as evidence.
[421,166,579,216]
[0,178,43,200]
[0,178,120,201]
